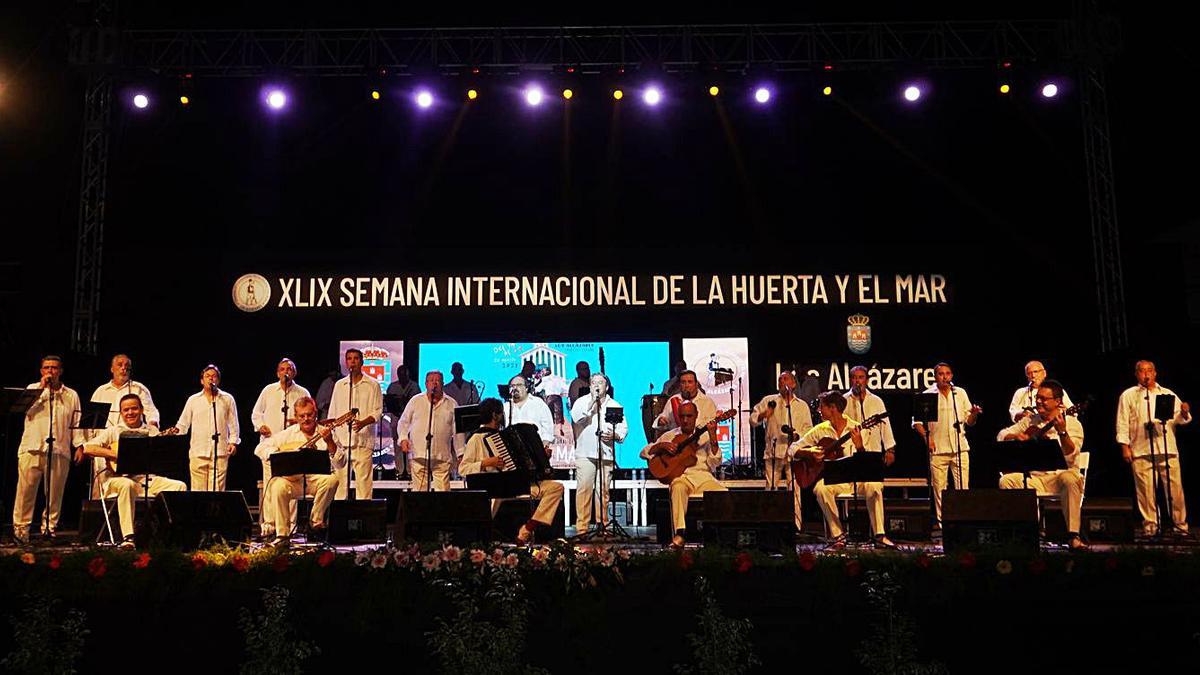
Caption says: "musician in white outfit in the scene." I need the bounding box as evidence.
[654,370,718,432]
[642,401,727,547]
[327,348,383,499]
[90,353,161,430]
[911,362,981,528]
[250,358,312,537]
[571,374,628,533]
[503,375,554,447]
[1008,360,1073,422]
[398,371,461,492]
[1117,360,1191,537]
[461,398,564,544]
[164,364,240,492]
[750,371,813,490]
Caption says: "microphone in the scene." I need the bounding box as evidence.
[599,347,606,372]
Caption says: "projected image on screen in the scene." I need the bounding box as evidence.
[418,342,669,468]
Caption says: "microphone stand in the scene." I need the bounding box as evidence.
[950,384,965,492]
[1157,401,1180,536]
[43,383,56,540]
[210,387,220,492]
[346,378,356,500]
[1144,389,1163,537]
[424,396,435,492]
[784,389,795,489]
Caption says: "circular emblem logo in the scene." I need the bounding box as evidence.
[232,274,271,313]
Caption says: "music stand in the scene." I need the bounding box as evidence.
[1152,394,1182,536]
[73,402,114,543]
[573,405,632,542]
[0,388,41,541]
[913,392,939,527]
[994,439,1067,482]
[116,434,190,543]
[454,404,482,434]
[269,449,334,541]
[823,452,885,544]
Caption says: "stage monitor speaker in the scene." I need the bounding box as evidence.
[847,499,932,540]
[701,490,794,552]
[652,493,704,544]
[396,491,491,546]
[78,498,149,543]
[150,491,253,551]
[1043,497,1135,542]
[327,499,388,544]
[493,497,565,541]
[943,489,1038,555]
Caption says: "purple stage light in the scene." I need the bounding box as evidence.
[643,86,662,106]
[754,87,771,104]
[524,85,544,107]
[1041,83,1059,98]
[903,85,921,102]
[265,89,287,110]
[416,91,434,108]
[132,93,149,109]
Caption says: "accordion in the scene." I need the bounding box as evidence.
[465,423,554,498]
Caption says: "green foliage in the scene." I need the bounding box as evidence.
[1,594,88,675]
[238,586,319,675]
[674,575,760,675]
[857,570,947,675]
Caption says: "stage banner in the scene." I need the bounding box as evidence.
[682,338,751,465]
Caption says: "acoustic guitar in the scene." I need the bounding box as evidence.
[645,409,737,485]
[790,412,889,489]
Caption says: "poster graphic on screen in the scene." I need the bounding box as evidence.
[338,340,405,472]
[418,342,669,469]
[682,337,750,465]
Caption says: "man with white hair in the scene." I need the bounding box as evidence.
[1008,360,1073,422]
[570,373,628,534]
[90,353,160,430]
[1117,360,1191,537]
[251,358,312,538]
[399,370,461,492]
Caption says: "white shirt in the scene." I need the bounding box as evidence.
[1116,384,1191,458]
[642,426,721,476]
[997,413,1084,474]
[789,417,862,460]
[397,394,461,462]
[571,394,629,461]
[504,395,555,444]
[1008,385,1074,422]
[750,393,813,459]
[327,375,384,452]
[460,429,502,476]
[655,392,719,432]
[90,380,160,427]
[250,382,313,440]
[844,390,896,453]
[19,384,85,457]
[90,421,160,484]
[253,423,347,472]
[913,385,975,455]
[173,390,241,458]
[444,380,480,406]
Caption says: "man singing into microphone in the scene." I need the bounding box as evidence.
[654,370,718,432]
[504,375,554,449]
[1008,360,1073,423]
[398,370,460,492]
[1117,360,1191,538]
[570,374,628,534]
[327,349,383,499]
[164,365,240,491]
[90,353,161,431]
[751,371,813,491]
[250,358,311,538]
[911,362,981,530]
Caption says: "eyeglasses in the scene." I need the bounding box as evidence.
[1034,396,1059,402]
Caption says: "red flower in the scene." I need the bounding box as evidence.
[272,555,290,573]
[48,555,62,571]
[317,550,336,568]
[87,556,107,579]
[844,559,863,578]
[915,553,932,569]
[230,554,250,573]
[1104,556,1119,572]
[191,553,208,570]
[1028,558,1047,575]
[798,551,817,572]
[957,552,977,569]
[678,550,694,570]
[132,553,151,570]
[734,551,753,574]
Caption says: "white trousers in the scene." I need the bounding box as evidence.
[930,452,970,526]
[189,456,229,492]
[1131,454,1188,535]
[13,452,70,535]
[334,448,375,499]
[669,471,728,533]
[574,457,613,531]
[813,479,885,538]
[101,474,186,539]
[266,473,339,535]
[999,469,1084,535]
[407,459,450,493]
[490,480,565,529]
[763,455,788,490]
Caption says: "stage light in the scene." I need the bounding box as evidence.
[1041,83,1059,98]
[467,89,478,100]
[822,86,833,96]
[265,89,287,110]
[903,85,921,102]
[709,85,719,97]
[416,90,434,108]
[754,87,771,104]
[179,95,190,106]
[563,88,573,100]
[132,93,149,109]
[613,89,624,100]
[371,90,381,100]
[999,83,1011,94]
[643,86,662,106]
[525,85,544,106]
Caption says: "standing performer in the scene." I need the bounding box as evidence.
[660,360,688,397]
[12,355,84,545]
[255,396,346,544]
[654,370,718,432]
[250,358,311,538]
[911,362,981,529]
[444,362,480,406]
[641,401,726,547]
[750,371,813,490]
[997,380,1088,550]
[90,353,160,430]
[398,371,460,492]
[1117,360,1191,538]
[570,374,628,534]
[568,361,591,407]
[1008,360,1073,422]
[79,394,186,549]
[504,375,555,449]
[461,398,564,544]
[792,391,897,549]
[328,348,382,499]
[165,365,240,492]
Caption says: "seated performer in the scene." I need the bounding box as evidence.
[1117,360,1191,538]
[642,401,727,547]
[254,396,346,544]
[997,380,1087,550]
[461,398,564,544]
[80,394,186,549]
[791,391,896,549]
[1008,360,1073,422]
[251,358,312,539]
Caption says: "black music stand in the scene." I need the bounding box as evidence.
[454,405,482,435]
[73,402,114,543]
[994,439,1067,484]
[0,388,41,541]
[823,451,885,544]
[573,405,632,543]
[269,449,334,541]
[116,434,190,543]
[913,392,939,527]
[1153,394,1182,536]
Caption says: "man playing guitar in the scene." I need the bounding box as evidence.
[641,401,727,548]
